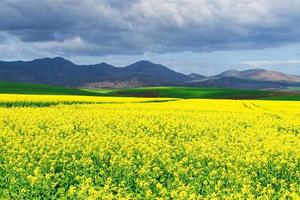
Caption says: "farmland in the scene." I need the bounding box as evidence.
[0,82,101,96]
[85,87,300,101]
[2,81,300,100]
[84,86,273,99]
[0,94,300,199]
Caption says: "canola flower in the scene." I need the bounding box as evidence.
[0,94,175,107]
[0,95,300,199]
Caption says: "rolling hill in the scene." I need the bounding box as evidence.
[105,87,272,99]
[91,87,300,101]
[1,81,299,100]
[0,81,100,96]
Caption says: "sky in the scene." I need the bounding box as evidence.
[0,0,300,75]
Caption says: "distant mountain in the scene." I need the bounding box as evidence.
[214,69,300,82]
[189,76,297,89]
[215,70,240,78]
[121,61,189,85]
[0,57,299,89]
[188,73,206,80]
[0,57,117,87]
[188,68,300,89]
[84,61,189,88]
[0,58,189,88]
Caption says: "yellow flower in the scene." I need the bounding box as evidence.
[1,94,300,199]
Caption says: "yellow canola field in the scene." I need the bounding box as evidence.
[0,96,300,199]
[0,94,175,104]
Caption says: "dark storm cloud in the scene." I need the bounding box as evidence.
[0,0,300,56]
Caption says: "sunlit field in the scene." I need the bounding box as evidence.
[1,95,300,199]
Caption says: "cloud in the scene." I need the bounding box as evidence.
[0,0,300,57]
[240,59,300,67]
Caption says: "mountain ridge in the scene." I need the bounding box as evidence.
[0,57,189,88]
[0,57,299,89]
[213,68,300,82]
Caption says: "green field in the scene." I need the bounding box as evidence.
[1,81,300,100]
[80,88,115,94]
[0,82,100,96]
[86,87,300,100]
[101,87,272,99]
[265,95,300,101]
[280,87,300,92]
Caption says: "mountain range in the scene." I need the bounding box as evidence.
[0,57,300,89]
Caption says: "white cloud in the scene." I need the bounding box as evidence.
[240,59,300,67]
[0,0,300,56]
